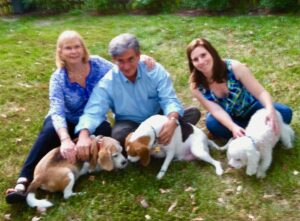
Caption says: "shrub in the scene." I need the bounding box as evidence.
[84,0,130,13]
[22,0,75,12]
[180,0,230,11]
[130,0,180,13]
[259,0,299,11]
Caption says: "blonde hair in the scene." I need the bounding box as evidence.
[55,30,90,68]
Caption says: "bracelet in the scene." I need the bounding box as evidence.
[60,136,70,142]
[170,117,180,126]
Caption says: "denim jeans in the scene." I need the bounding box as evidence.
[206,102,293,139]
[19,116,111,181]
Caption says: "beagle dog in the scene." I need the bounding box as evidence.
[125,115,223,179]
[26,136,128,209]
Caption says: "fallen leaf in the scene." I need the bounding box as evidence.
[224,167,235,174]
[217,197,225,205]
[145,214,151,220]
[88,175,95,181]
[31,216,41,221]
[168,200,177,212]
[192,207,199,212]
[159,188,170,194]
[224,189,234,195]
[16,138,22,143]
[247,214,255,220]
[262,194,274,199]
[236,185,243,193]
[185,186,196,192]
[140,198,149,208]
[293,170,299,175]
[4,214,11,220]
[192,217,204,221]
[1,114,7,118]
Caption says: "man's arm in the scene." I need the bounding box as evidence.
[75,79,112,160]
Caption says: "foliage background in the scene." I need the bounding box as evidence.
[18,0,300,13]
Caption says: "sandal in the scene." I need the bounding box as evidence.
[5,177,29,204]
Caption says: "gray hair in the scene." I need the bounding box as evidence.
[108,33,140,57]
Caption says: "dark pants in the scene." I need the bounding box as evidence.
[206,102,293,140]
[19,116,111,181]
[111,107,201,148]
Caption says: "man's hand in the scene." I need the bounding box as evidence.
[158,118,178,145]
[76,129,92,161]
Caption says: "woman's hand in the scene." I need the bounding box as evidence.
[76,130,92,161]
[140,54,156,70]
[158,119,178,145]
[231,124,246,138]
[265,108,280,135]
[60,139,77,164]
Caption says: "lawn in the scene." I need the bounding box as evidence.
[0,12,299,221]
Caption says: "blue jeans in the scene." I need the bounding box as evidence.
[19,116,111,181]
[206,102,293,140]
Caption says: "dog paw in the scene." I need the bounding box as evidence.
[256,171,266,178]
[156,171,165,180]
[215,163,224,176]
[216,167,224,176]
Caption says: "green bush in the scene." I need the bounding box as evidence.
[180,0,230,10]
[130,0,180,13]
[22,0,74,11]
[84,0,130,13]
[259,0,299,11]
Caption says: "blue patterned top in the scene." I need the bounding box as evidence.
[47,55,113,130]
[198,59,257,117]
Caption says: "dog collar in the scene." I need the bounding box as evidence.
[246,135,257,149]
[150,125,159,146]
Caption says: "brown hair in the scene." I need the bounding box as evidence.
[186,38,227,89]
[55,30,90,68]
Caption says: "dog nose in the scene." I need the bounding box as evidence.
[122,160,128,166]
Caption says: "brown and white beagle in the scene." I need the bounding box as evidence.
[125,115,223,179]
[26,136,127,209]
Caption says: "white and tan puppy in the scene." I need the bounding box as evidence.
[125,115,223,179]
[223,109,294,178]
[26,136,128,209]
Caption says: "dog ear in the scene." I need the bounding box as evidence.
[98,147,114,171]
[137,146,150,166]
[89,138,99,171]
[246,148,260,176]
[136,136,151,166]
[125,133,133,151]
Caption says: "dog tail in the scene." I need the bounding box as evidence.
[280,123,295,149]
[26,178,53,209]
[207,139,222,151]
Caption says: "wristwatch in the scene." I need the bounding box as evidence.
[170,117,180,126]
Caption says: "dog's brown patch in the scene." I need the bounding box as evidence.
[126,136,151,166]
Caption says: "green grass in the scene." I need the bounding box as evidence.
[0,12,299,220]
